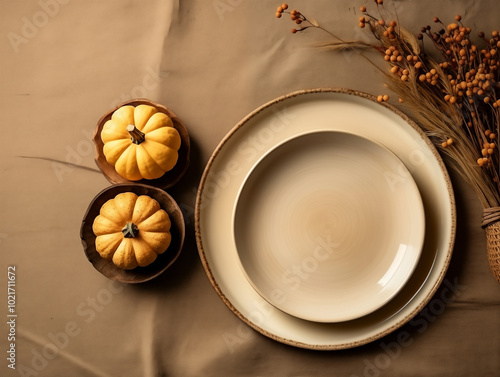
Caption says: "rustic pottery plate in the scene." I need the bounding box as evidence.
[233,130,425,323]
[80,183,185,283]
[93,99,190,189]
[195,88,455,349]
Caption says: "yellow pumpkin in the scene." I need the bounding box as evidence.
[101,104,181,181]
[92,192,172,270]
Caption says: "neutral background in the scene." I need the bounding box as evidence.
[1,0,499,376]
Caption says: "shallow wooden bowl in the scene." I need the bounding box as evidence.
[80,183,185,283]
[93,99,190,189]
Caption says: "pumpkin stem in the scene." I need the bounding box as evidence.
[127,124,145,144]
[122,222,139,238]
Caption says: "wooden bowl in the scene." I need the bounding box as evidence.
[80,183,185,283]
[93,99,190,189]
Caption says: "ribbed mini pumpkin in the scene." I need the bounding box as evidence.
[92,192,171,270]
[101,104,181,181]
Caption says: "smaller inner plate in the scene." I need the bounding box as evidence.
[233,131,425,323]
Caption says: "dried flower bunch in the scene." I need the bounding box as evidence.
[276,1,500,282]
[276,1,500,208]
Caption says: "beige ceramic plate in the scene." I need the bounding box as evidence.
[233,130,425,323]
[196,88,455,349]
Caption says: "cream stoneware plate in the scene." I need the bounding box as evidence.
[233,130,425,323]
[195,88,455,350]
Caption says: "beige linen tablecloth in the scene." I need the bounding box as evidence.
[1,0,499,376]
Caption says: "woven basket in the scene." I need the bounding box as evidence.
[482,207,500,284]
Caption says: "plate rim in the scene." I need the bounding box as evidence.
[195,87,456,350]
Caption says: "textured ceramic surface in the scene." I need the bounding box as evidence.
[233,131,425,323]
[195,88,455,349]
